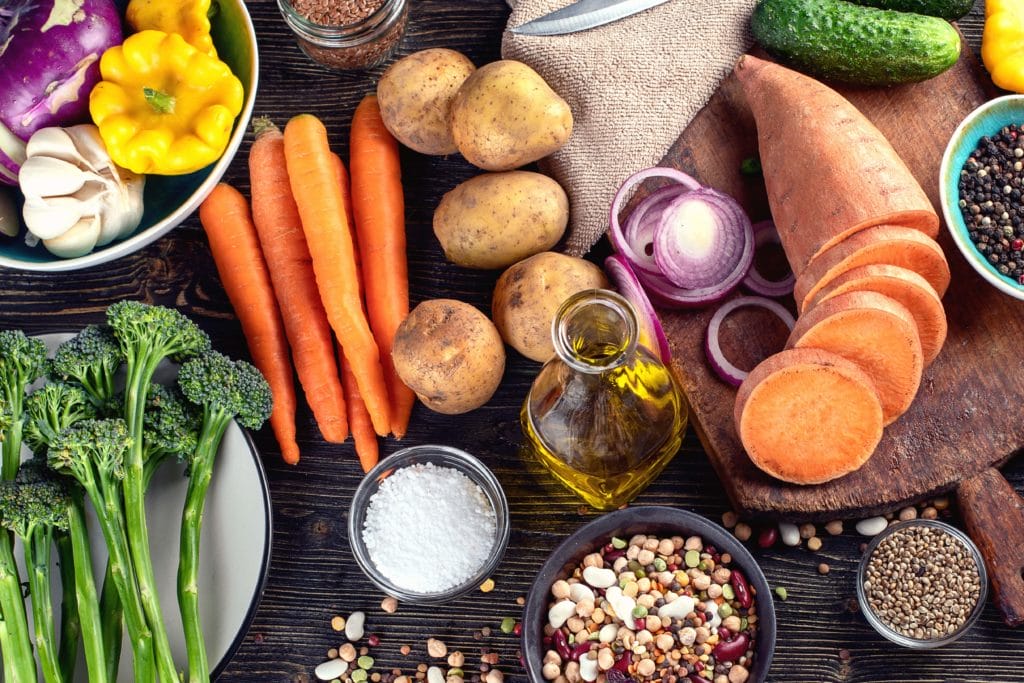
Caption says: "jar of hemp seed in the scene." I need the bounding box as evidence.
[277,0,408,71]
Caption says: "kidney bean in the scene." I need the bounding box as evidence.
[634,618,646,630]
[730,569,752,609]
[612,652,632,672]
[694,661,705,672]
[717,627,731,640]
[542,635,553,648]
[689,675,706,683]
[570,642,592,662]
[713,633,750,663]
[553,629,571,661]
[757,526,778,548]
[605,550,626,563]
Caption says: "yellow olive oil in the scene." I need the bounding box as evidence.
[520,290,687,510]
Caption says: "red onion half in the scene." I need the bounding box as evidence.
[705,296,795,387]
[742,220,795,298]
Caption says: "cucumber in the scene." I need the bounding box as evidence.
[751,0,962,86]
[849,0,975,21]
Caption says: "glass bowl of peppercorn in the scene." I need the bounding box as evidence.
[940,94,1024,299]
[857,519,988,648]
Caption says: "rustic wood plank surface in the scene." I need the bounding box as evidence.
[2,2,1023,681]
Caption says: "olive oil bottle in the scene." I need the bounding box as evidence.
[521,289,687,510]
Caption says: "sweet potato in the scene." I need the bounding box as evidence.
[792,225,950,312]
[734,348,884,485]
[734,54,938,277]
[808,264,947,367]
[786,290,923,426]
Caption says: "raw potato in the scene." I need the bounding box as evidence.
[434,171,569,269]
[450,60,573,171]
[492,252,608,363]
[392,299,505,414]
[377,48,476,155]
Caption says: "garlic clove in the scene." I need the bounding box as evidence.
[118,171,146,239]
[22,195,87,239]
[65,124,116,177]
[25,128,80,165]
[19,156,87,197]
[42,215,101,258]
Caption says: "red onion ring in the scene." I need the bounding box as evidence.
[742,220,795,298]
[604,253,672,362]
[622,186,687,275]
[705,296,796,387]
[609,167,702,270]
[653,188,754,291]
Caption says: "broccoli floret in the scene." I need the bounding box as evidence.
[0,460,71,682]
[0,330,48,480]
[174,352,270,680]
[23,382,97,456]
[49,325,124,407]
[48,419,129,491]
[143,383,199,486]
[106,301,211,368]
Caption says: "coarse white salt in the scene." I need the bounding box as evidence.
[361,462,496,593]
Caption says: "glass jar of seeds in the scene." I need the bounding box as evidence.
[277,0,408,71]
[857,519,988,648]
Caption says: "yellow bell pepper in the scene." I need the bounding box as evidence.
[89,31,244,176]
[983,0,1024,93]
[126,0,218,57]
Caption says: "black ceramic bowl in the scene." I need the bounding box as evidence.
[522,506,776,683]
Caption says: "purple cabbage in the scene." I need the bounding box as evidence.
[0,0,123,184]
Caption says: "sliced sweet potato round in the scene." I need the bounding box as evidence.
[808,264,947,367]
[734,348,884,485]
[786,290,923,426]
[793,225,950,313]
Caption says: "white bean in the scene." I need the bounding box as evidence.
[568,583,595,603]
[856,516,888,536]
[548,599,576,629]
[345,611,365,642]
[779,522,801,547]
[582,566,616,589]
[427,666,446,683]
[315,658,349,681]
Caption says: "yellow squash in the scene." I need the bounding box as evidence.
[983,0,1024,92]
[126,0,218,57]
[89,31,243,176]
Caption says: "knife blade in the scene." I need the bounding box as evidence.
[510,0,671,36]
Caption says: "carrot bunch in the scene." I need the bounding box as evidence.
[197,96,412,470]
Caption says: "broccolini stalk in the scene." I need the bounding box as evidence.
[108,300,210,683]
[178,352,271,683]
[66,489,108,683]
[99,564,124,683]
[0,330,48,683]
[49,419,156,683]
[0,461,72,683]
[55,531,81,682]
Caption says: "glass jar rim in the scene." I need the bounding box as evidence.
[277,0,404,44]
[552,288,639,374]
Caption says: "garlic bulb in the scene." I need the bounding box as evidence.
[18,125,145,258]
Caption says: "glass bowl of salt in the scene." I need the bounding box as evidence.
[348,444,511,603]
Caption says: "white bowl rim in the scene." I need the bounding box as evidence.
[0,2,260,273]
[939,93,1024,301]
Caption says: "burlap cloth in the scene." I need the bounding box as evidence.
[501,0,757,256]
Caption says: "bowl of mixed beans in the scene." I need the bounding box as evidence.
[522,507,775,683]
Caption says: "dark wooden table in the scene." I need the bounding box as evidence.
[4,2,1023,681]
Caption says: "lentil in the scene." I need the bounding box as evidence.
[281,0,408,70]
[480,578,496,593]
[818,563,830,575]
[862,524,982,640]
[332,616,347,632]
[958,125,1024,281]
[543,532,759,682]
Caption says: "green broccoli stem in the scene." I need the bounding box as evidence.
[0,531,37,681]
[123,358,182,683]
[1,392,23,480]
[29,525,63,683]
[86,472,156,683]
[99,564,123,683]
[178,412,231,683]
[0,618,13,682]
[68,494,108,683]
[56,531,81,682]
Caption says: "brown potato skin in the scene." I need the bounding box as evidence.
[491,252,609,363]
[433,171,569,270]
[450,60,573,171]
[377,48,476,155]
[392,299,506,414]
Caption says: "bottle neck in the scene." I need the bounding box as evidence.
[552,289,639,375]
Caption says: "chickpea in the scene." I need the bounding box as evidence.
[551,580,571,600]
[564,662,581,683]
[582,553,604,568]
[712,567,732,585]
[575,598,595,618]
[541,662,561,680]
[657,538,675,557]
[707,584,723,599]
[684,536,703,551]
[693,574,712,591]
[643,538,659,552]
[543,650,561,666]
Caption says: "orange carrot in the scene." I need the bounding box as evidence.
[786,290,923,426]
[248,118,349,443]
[735,348,883,485]
[198,183,301,465]
[339,346,379,473]
[350,94,415,438]
[283,114,392,436]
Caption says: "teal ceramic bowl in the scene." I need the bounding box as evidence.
[0,0,259,272]
[939,94,1024,300]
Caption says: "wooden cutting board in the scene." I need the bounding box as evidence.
[650,47,1024,624]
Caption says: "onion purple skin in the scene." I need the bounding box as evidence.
[0,0,123,185]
